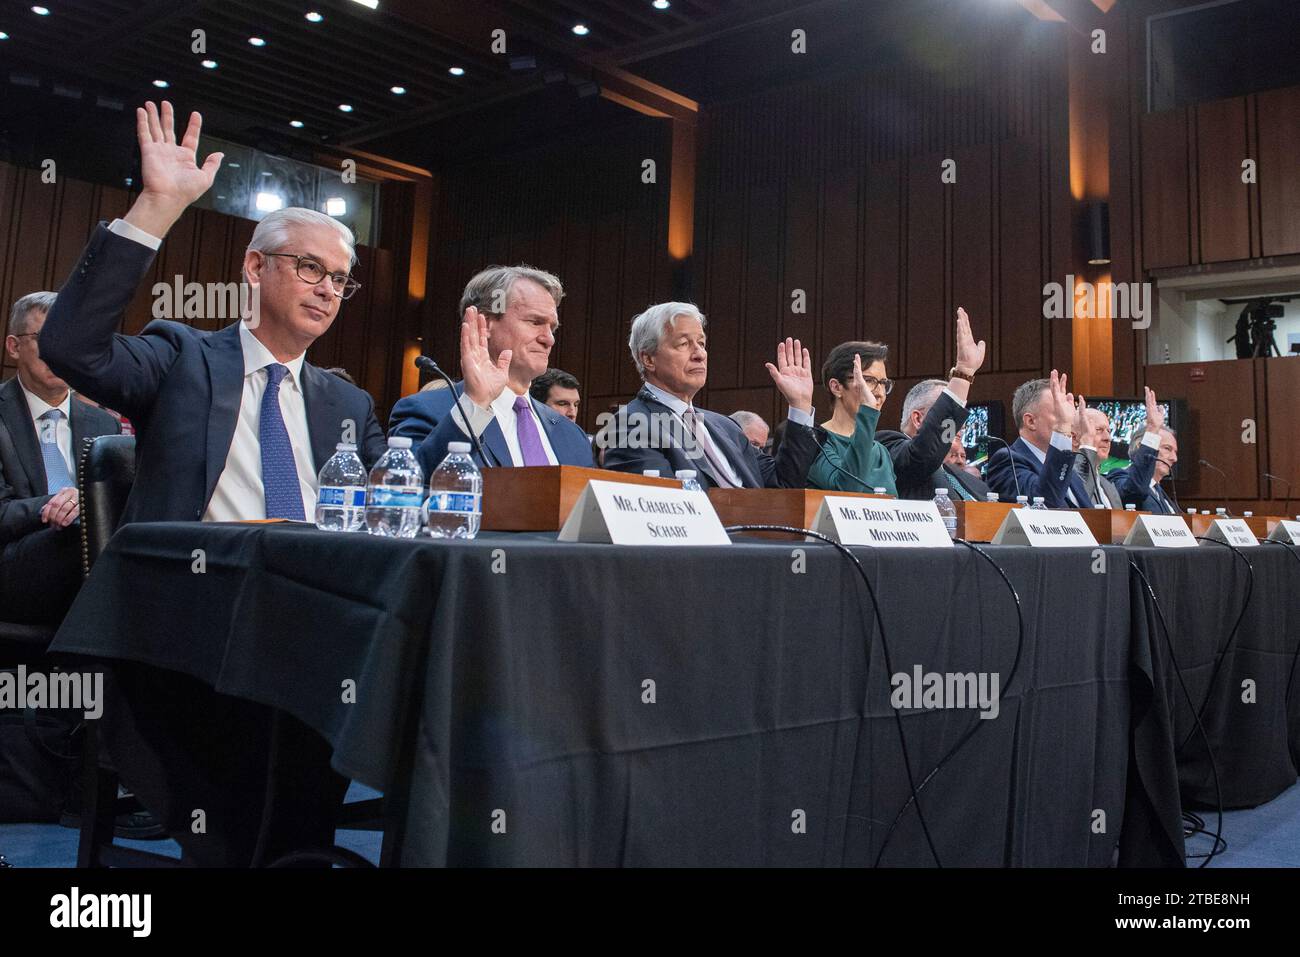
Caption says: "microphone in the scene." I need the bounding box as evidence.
[1199,458,1231,516]
[984,436,1021,502]
[413,355,496,468]
[1263,472,1293,518]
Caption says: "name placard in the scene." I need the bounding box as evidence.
[1267,520,1300,545]
[1200,518,1259,548]
[557,480,730,546]
[1123,514,1197,548]
[811,496,952,547]
[991,508,1099,547]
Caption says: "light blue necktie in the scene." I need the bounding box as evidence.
[259,364,305,520]
[39,409,74,494]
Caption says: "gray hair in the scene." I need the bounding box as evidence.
[460,265,564,317]
[8,291,58,336]
[247,207,357,267]
[1012,378,1051,430]
[1129,421,1176,447]
[899,378,948,432]
[628,302,706,377]
[730,410,767,430]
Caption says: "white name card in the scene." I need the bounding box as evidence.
[810,496,952,548]
[1200,518,1259,548]
[557,479,730,546]
[991,508,1099,547]
[1267,520,1300,544]
[1124,514,1198,548]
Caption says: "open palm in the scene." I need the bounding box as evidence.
[137,101,223,207]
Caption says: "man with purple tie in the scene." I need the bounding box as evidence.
[389,266,594,473]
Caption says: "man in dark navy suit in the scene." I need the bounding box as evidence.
[1,292,120,626]
[986,371,1096,508]
[40,101,386,528]
[388,266,594,474]
[1108,393,1178,513]
[599,301,820,488]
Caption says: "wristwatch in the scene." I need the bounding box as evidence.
[948,366,975,383]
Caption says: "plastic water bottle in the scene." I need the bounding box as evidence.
[933,487,957,539]
[315,443,367,531]
[1215,507,1227,517]
[1243,511,1254,518]
[1016,495,1030,509]
[676,469,703,492]
[1030,496,1047,510]
[1124,504,1137,512]
[424,441,482,539]
[365,437,424,538]
[642,470,661,478]
[985,492,1000,503]
[873,486,887,496]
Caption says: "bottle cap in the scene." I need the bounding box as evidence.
[873,487,886,495]
[335,443,357,451]
[642,470,660,477]
[1016,495,1028,502]
[387,437,412,449]
[675,470,696,479]
[934,488,948,495]
[447,442,471,453]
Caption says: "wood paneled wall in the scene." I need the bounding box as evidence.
[0,160,409,420]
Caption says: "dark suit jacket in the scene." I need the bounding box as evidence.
[1107,439,1173,512]
[389,382,595,474]
[39,224,387,525]
[602,387,819,489]
[875,390,978,500]
[1073,447,1123,509]
[986,435,1092,507]
[0,378,120,547]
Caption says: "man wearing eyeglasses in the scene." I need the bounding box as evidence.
[39,101,386,525]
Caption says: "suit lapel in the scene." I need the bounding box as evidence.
[453,382,510,467]
[700,409,755,487]
[301,363,344,473]
[0,377,47,493]
[201,323,246,504]
[531,396,568,462]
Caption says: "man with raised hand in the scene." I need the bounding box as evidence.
[40,101,386,526]
[1107,388,1174,513]
[986,370,1093,508]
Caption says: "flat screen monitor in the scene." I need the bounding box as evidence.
[1090,396,1187,480]
[961,401,1005,465]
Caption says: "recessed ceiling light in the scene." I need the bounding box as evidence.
[201,59,217,69]
[572,23,589,36]
[305,11,323,22]
[325,197,347,216]
[248,36,266,47]
[255,191,284,213]
[152,79,169,88]
[448,66,465,76]
[653,0,670,8]
[350,0,379,9]
[390,85,406,94]
[289,119,304,128]
[0,32,9,40]
[338,103,353,112]
[31,6,51,15]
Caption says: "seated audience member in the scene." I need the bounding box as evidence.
[806,342,897,494]
[985,372,1094,507]
[729,410,771,451]
[40,102,387,526]
[388,267,593,473]
[1073,407,1123,508]
[601,302,818,488]
[530,368,581,424]
[1107,395,1178,513]
[876,308,988,500]
[2,292,120,625]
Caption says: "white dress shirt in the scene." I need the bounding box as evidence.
[19,379,73,479]
[451,386,559,467]
[202,322,318,522]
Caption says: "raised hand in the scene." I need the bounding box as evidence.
[1048,369,1075,431]
[846,353,882,411]
[1072,394,1089,444]
[764,337,814,414]
[954,307,986,375]
[123,101,224,238]
[460,306,511,407]
[1143,386,1164,433]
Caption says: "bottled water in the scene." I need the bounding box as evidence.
[1124,504,1137,512]
[424,441,482,539]
[873,487,887,496]
[676,469,703,492]
[315,442,367,531]
[1030,496,1047,510]
[642,470,661,478]
[365,437,424,538]
[985,492,1000,503]
[1215,507,1228,517]
[933,487,957,539]
[1016,495,1030,509]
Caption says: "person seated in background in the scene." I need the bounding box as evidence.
[1107,394,1178,513]
[1,292,120,626]
[1073,407,1123,508]
[388,266,593,473]
[986,372,1093,507]
[601,302,819,488]
[876,308,987,500]
[806,341,897,494]
[729,410,771,452]
[529,368,582,424]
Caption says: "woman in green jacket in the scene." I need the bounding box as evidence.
[807,340,898,495]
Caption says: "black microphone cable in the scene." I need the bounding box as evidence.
[872,537,1025,867]
[810,431,883,494]
[1127,558,1227,866]
[412,355,497,468]
[984,436,1022,502]
[722,523,942,866]
[1262,539,1300,709]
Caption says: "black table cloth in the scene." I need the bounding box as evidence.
[49,523,1182,866]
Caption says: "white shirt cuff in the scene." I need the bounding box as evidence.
[1139,431,1161,450]
[941,387,967,408]
[1049,431,1073,452]
[786,407,814,428]
[108,218,163,250]
[450,399,495,438]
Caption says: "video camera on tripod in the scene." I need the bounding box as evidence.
[1225,295,1293,359]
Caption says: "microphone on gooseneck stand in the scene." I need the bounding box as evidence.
[983,436,1021,502]
[1263,472,1294,519]
[414,355,496,468]
[1199,459,1231,517]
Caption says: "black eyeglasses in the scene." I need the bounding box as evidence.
[262,252,360,300]
[862,375,894,395]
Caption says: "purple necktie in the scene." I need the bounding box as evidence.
[512,395,549,466]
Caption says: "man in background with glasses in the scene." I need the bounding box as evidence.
[40,101,386,526]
